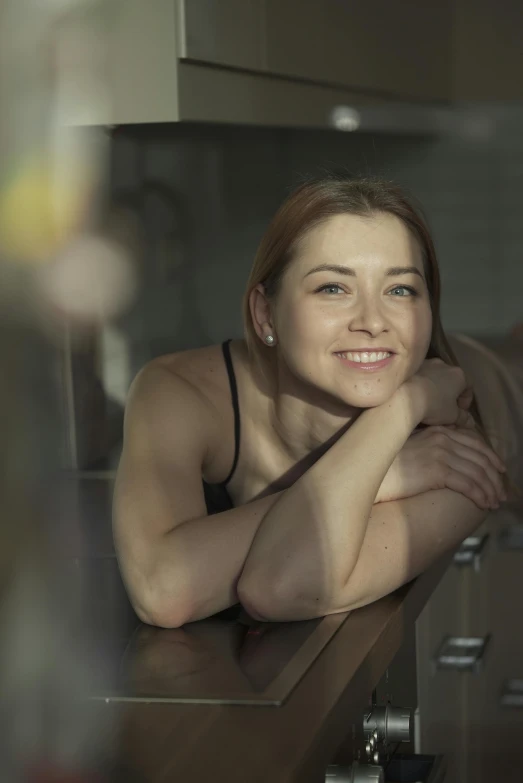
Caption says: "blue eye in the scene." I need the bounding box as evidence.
[389,285,417,297]
[316,283,344,294]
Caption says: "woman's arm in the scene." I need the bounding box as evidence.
[237,366,503,622]
[237,382,425,620]
[330,489,486,615]
[113,363,285,628]
[244,488,487,622]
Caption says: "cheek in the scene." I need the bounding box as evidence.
[405,310,432,369]
[279,298,321,338]
[403,305,432,343]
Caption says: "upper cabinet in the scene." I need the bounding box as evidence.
[87,0,523,129]
[178,0,452,102]
[179,0,266,72]
[263,0,452,102]
[452,0,523,101]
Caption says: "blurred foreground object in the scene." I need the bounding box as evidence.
[0,1,138,781]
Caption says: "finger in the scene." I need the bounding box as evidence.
[440,427,506,474]
[444,470,490,510]
[446,453,502,508]
[457,386,474,410]
[447,442,506,502]
[454,409,476,429]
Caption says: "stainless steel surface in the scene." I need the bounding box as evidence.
[453,533,490,571]
[434,635,491,673]
[500,679,523,708]
[325,763,384,782]
[82,557,349,706]
[363,705,412,744]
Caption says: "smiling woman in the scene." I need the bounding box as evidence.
[113,175,507,628]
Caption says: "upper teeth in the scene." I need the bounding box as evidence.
[337,351,391,363]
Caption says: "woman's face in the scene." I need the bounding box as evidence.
[271,212,433,410]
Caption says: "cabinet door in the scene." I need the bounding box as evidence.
[465,514,523,783]
[179,0,266,72]
[265,0,452,101]
[453,0,523,100]
[416,563,468,783]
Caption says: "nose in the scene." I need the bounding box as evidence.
[347,294,389,337]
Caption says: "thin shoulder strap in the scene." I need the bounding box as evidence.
[221,339,241,486]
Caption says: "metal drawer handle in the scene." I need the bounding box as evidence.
[325,762,383,781]
[433,635,490,673]
[501,679,523,707]
[453,533,489,571]
[498,524,523,550]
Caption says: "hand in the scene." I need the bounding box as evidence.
[407,358,474,427]
[375,424,507,510]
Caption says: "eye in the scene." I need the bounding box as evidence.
[316,283,344,295]
[389,285,418,297]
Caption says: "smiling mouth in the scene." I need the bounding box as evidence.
[335,351,393,364]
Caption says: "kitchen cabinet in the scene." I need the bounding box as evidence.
[94,0,377,128]
[180,0,453,102]
[465,510,523,783]
[88,0,454,129]
[417,508,523,783]
[416,561,468,783]
[82,0,523,129]
[179,0,266,71]
[453,0,523,101]
[264,0,453,101]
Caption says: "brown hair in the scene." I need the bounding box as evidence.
[242,174,486,430]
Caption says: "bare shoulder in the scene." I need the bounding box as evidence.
[124,341,245,473]
[126,346,221,432]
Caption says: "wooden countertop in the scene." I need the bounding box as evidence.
[66,477,450,782]
[100,558,449,783]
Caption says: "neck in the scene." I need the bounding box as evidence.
[251,353,362,462]
[270,392,361,463]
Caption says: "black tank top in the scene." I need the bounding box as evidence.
[202,339,240,515]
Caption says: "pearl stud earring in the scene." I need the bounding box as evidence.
[264,334,275,345]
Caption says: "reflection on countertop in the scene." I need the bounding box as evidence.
[69,545,350,706]
[60,480,349,707]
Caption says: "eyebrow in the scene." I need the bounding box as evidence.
[304,263,424,279]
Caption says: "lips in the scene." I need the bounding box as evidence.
[336,350,393,363]
[335,351,395,371]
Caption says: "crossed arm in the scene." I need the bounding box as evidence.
[113,367,495,627]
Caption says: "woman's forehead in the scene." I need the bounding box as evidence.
[291,213,424,273]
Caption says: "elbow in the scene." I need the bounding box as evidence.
[237,569,298,621]
[237,576,272,622]
[237,572,329,622]
[130,586,194,629]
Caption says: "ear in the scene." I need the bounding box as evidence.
[249,284,276,344]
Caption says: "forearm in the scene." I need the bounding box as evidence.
[132,490,284,627]
[238,384,425,620]
[331,489,487,614]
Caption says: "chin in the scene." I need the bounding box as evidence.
[338,384,399,410]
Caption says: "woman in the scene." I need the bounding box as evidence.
[113,175,506,628]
